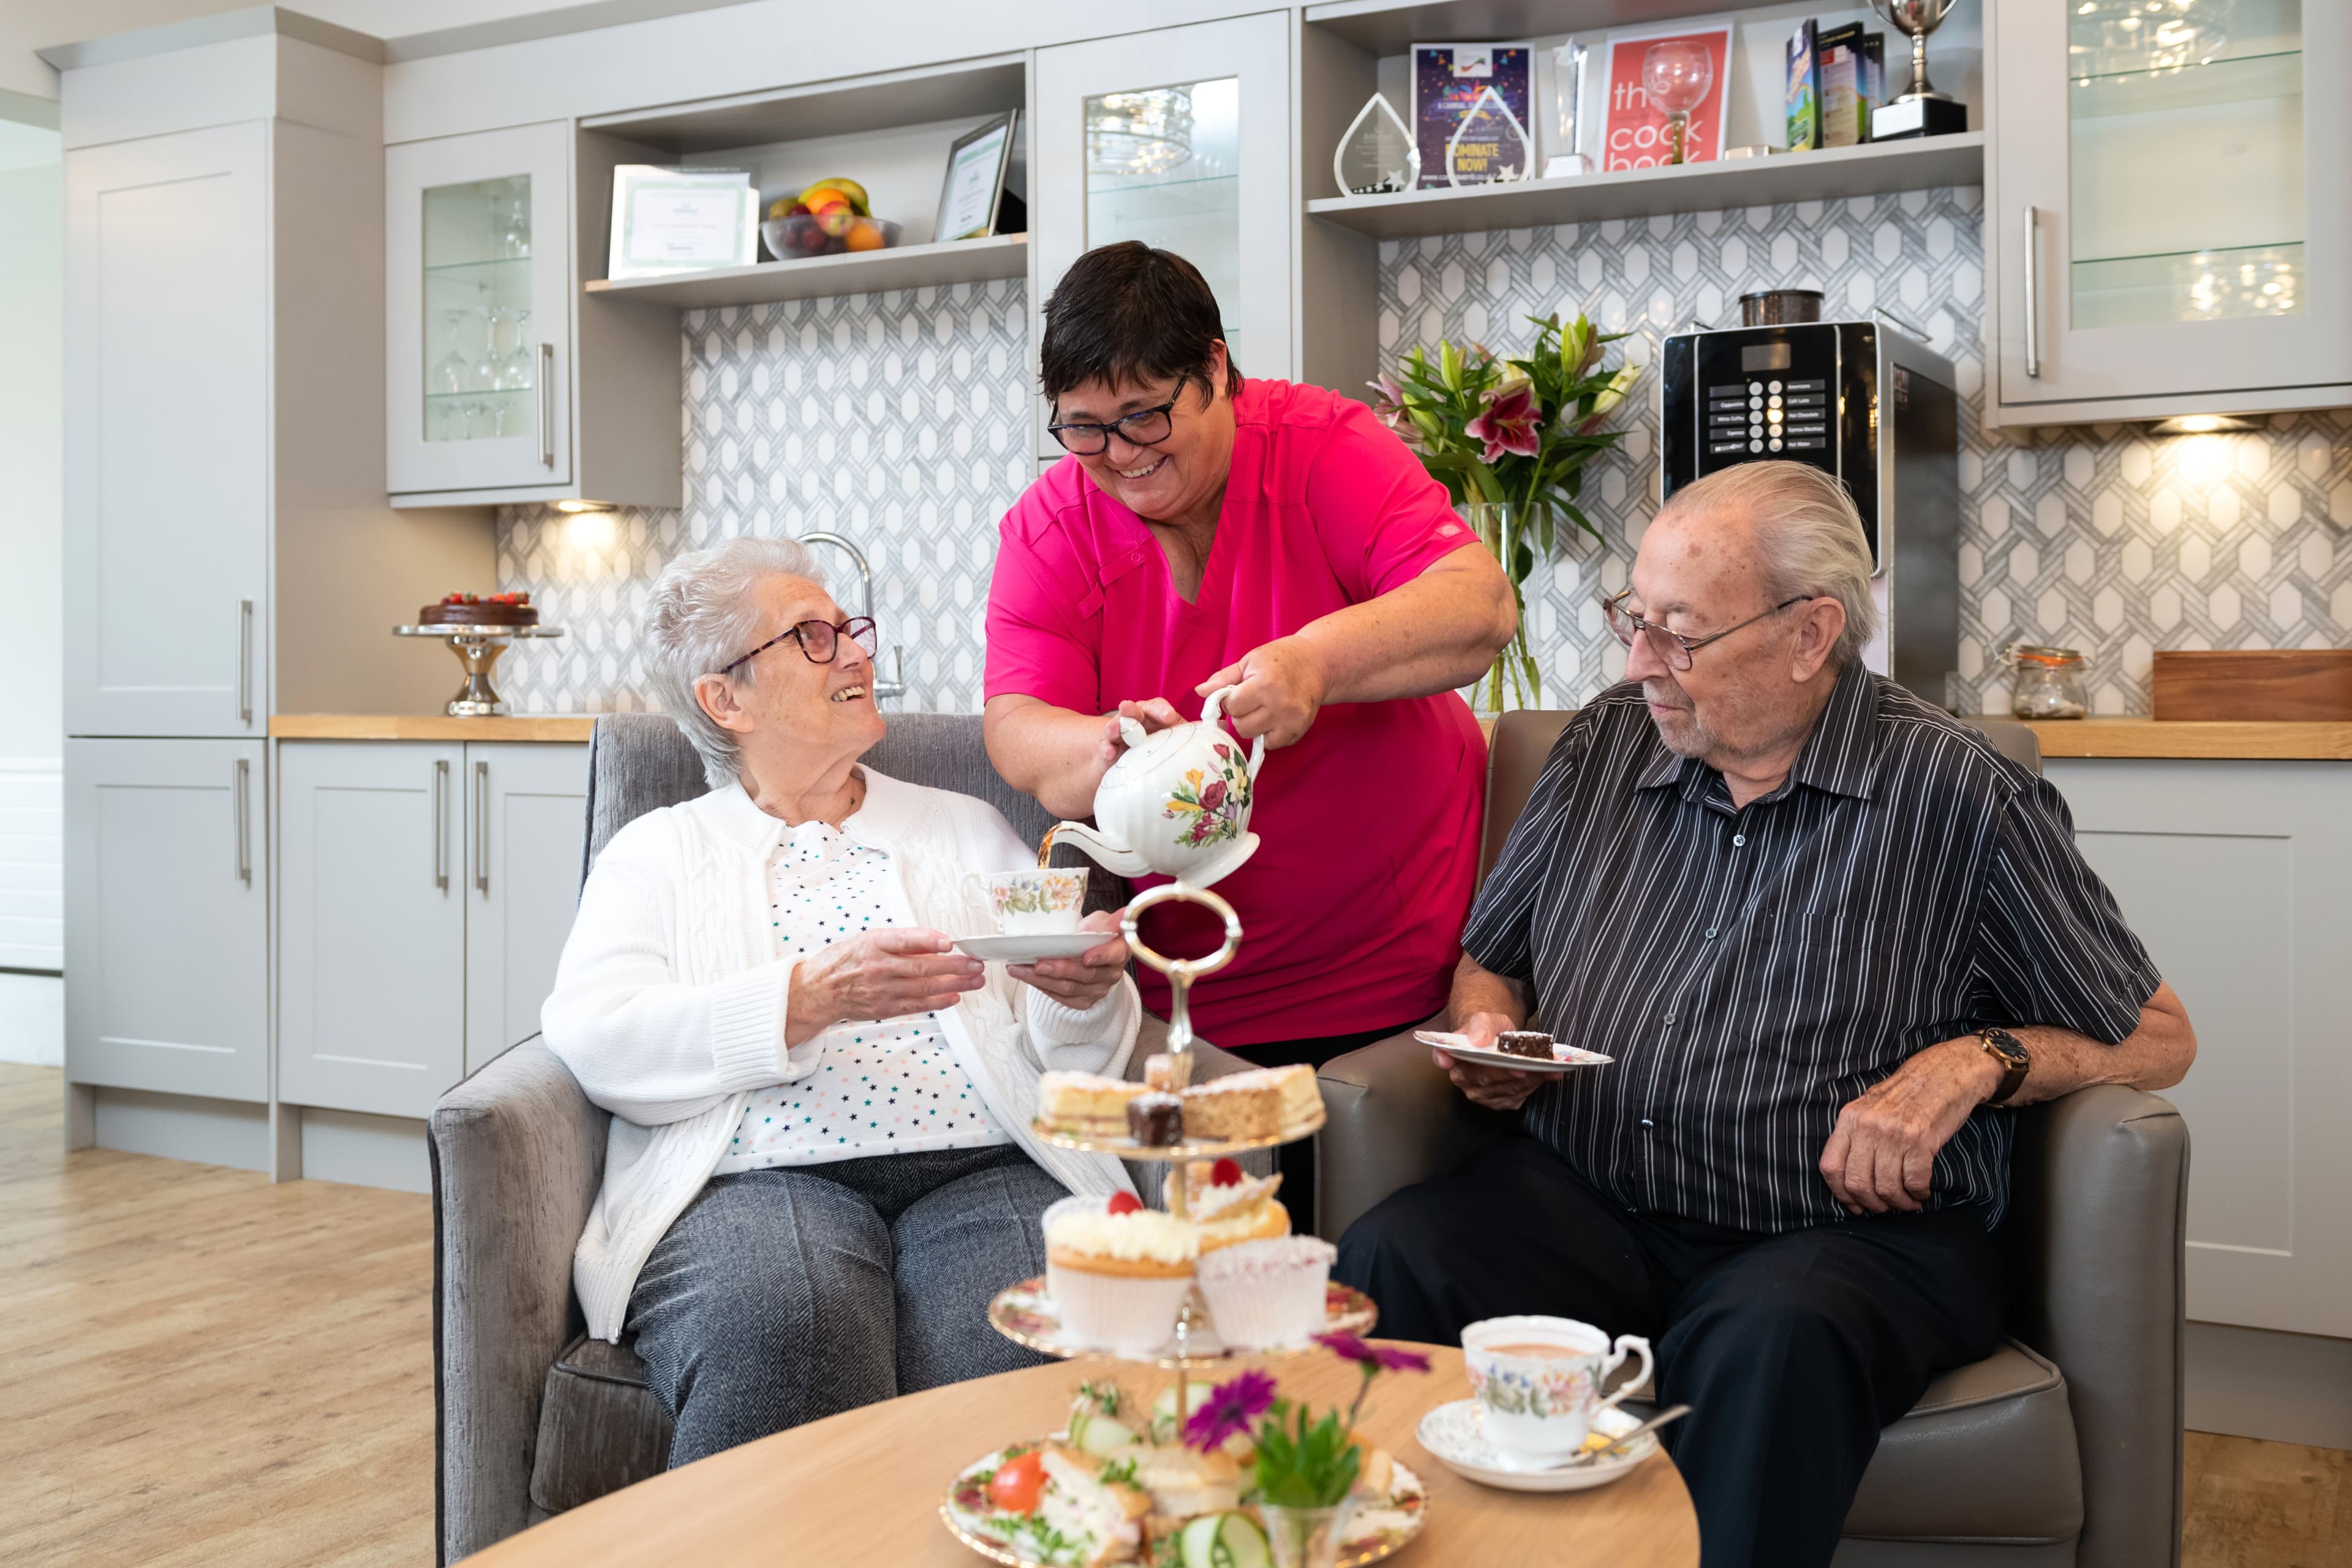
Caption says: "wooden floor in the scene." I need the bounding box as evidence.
[0,1061,2344,1567]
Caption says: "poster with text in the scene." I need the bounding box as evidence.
[1411,43,1532,189]
[1595,21,1734,172]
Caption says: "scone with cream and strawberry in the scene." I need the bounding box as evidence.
[1044,1191,1197,1354]
[1163,1157,1289,1251]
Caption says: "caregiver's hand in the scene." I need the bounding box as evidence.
[1197,637,1328,748]
[1096,698,1186,776]
[1009,910,1128,1012]
[787,929,984,1046]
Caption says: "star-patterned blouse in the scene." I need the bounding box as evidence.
[713,818,1011,1173]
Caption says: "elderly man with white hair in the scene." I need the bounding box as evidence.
[541,535,1140,1468]
[1334,463,2196,1568]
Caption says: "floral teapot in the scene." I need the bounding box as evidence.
[1050,685,1266,889]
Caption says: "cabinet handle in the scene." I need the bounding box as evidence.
[538,344,555,467]
[238,599,254,725]
[234,758,251,884]
[474,760,490,895]
[2022,205,2042,380]
[432,759,450,891]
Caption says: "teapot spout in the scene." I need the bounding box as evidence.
[1047,822,1152,878]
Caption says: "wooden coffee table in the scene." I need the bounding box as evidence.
[468,1342,1700,1566]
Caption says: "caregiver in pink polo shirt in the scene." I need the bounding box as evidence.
[984,243,1516,1093]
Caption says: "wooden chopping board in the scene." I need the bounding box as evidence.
[2152,650,2352,721]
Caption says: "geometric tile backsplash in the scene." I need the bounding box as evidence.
[497,187,2352,720]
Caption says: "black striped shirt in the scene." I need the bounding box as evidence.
[1461,663,2162,1232]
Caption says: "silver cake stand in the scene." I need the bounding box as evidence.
[392,622,565,717]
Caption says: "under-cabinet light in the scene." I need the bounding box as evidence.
[554,499,616,513]
[2148,415,2254,436]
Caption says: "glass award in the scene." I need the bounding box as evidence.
[1333,92,1420,197]
[1445,85,1532,187]
[1545,42,1590,178]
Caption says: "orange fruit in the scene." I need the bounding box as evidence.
[845,219,886,252]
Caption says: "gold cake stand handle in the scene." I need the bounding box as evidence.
[1120,882,1241,1083]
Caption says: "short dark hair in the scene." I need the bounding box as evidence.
[1039,241,1242,407]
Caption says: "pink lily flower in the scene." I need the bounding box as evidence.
[1465,379,1542,464]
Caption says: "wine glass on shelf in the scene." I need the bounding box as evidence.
[430,309,471,396]
[496,309,535,391]
[496,187,531,259]
[1642,39,1715,165]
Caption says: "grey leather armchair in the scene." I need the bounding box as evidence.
[1312,709,2187,1568]
[429,714,1264,1562]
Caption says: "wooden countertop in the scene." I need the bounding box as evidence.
[2021,718,2352,760]
[269,714,597,742]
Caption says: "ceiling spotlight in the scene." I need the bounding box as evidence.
[2148,414,2253,435]
[554,499,616,514]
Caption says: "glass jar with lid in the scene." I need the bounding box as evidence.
[2000,644,2090,719]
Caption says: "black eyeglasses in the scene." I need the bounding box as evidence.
[717,616,877,677]
[1047,378,1189,456]
[1602,590,1811,672]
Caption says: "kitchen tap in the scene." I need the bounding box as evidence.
[796,531,907,703]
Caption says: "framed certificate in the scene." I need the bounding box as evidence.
[606,165,758,280]
[934,112,1019,244]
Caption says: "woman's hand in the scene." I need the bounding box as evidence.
[1196,637,1329,748]
[1009,910,1129,1014]
[787,929,985,1046]
[1096,698,1186,774]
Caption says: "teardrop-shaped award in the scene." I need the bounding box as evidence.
[1332,92,1420,197]
[1445,84,1532,187]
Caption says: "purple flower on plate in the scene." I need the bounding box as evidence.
[1183,1369,1278,1452]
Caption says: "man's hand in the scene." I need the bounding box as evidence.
[1196,638,1329,748]
[1819,1036,2005,1213]
[1432,1008,1547,1113]
[1010,910,1128,1013]
[788,929,985,1047]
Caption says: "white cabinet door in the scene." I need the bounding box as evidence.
[1031,13,1293,455]
[64,739,266,1102]
[1991,2,2352,415]
[64,123,269,738]
[462,742,588,1076]
[2046,758,2352,1338]
[386,121,573,495]
[277,742,466,1118]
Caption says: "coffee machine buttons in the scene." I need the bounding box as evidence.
[1784,378,1827,393]
[1768,380,1783,393]
[1770,439,1784,451]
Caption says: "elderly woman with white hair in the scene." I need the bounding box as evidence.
[541,535,1140,1468]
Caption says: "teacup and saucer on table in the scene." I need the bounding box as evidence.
[1417,1315,1668,1493]
[952,868,1109,963]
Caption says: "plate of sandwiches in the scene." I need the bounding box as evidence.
[1034,1057,1325,1154]
[943,1378,1427,1567]
[1412,1030,1613,1076]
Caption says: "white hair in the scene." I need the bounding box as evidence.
[1662,462,1879,666]
[641,535,826,788]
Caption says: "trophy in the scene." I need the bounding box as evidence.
[1869,0,1969,140]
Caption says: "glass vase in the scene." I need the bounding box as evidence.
[1259,1499,1355,1568]
[1460,502,1543,715]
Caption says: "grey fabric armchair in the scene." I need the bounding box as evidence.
[1312,709,2187,1568]
[430,713,1262,1562]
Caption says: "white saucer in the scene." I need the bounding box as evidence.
[952,932,1111,963]
[1414,1400,1659,1492]
[1414,1030,1615,1075]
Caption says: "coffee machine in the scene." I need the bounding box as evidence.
[1659,317,1960,703]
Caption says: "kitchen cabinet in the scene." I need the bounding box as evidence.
[277,739,587,1119]
[63,739,268,1104]
[1030,12,1293,456]
[1989,0,2352,423]
[2046,758,2352,1338]
[62,123,270,740]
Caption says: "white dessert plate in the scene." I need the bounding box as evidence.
[953,932,1113,963]
[944,1439,1425,1566]
[1414,1030,1614,1074]
[1415,1400,1658,1493]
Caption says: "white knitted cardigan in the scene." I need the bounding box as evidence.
[543,767,1139,1343]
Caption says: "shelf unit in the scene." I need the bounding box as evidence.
[586,232,1027,309]
[1306,133,1984,240]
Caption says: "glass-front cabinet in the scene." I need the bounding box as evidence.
[1992,0,2352,420]
[1032,13,1291,458]
[387,122,573,494]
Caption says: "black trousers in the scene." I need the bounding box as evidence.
[1333,1137,2005,1568]
[1232,1019,1423,1237]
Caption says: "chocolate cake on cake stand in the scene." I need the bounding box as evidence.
[393,593,565,717]
[943,883,1428,1567]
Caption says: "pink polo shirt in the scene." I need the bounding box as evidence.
[986,378,1487,1048]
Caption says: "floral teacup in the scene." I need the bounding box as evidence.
[964,868,1087,935]
[1462,1314,1654,1464]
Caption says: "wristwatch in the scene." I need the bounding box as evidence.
[1977,1027,2031,1106]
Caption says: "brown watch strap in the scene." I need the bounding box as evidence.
[1980,1028,2030,1105]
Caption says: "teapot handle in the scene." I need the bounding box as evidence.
[1199,684,1267,780]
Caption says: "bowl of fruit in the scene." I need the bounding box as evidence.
[761,177,899,260]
